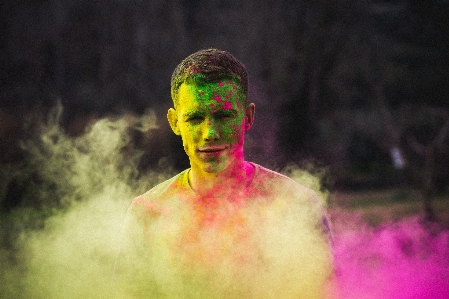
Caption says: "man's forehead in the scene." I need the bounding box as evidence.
[178,82,245,109]
[179,80,241,94]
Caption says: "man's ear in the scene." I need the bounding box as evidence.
[244,103,255,131]
[167,108,181,135]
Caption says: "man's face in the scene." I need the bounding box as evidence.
[168,81,254,173]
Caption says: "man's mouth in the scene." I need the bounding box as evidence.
[198,146,227,153]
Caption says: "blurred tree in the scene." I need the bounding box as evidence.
[1,0,449,215]
[275,0,366,163]
[320,0,449,220]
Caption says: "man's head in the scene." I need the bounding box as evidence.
[168,49,255,174]
[171,48,248,109]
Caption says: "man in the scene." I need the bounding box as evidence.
[114,49,333,299]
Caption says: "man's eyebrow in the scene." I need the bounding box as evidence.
[214,109,238,115]
[182,110,205,118]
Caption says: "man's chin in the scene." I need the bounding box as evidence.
[191,158,228,174]
[201,162,226,173]
[189,151,237,174]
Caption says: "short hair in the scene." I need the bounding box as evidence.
[170,48,248,108]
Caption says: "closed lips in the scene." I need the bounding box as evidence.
[198,146,226,152]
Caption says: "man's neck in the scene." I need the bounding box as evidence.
[188,161,254,198]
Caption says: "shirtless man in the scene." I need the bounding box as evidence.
[114,49,333,299]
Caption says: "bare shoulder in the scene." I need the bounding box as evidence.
[252,163,318,204]
[250,163,333,244]
[129,170,188,217]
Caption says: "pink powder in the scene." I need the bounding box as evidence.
[330,212,449,299]
[222,101,232,110]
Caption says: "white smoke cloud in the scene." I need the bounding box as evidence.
[1,104,448,299]
[0,103,174,298]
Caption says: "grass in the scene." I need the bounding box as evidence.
[328,188,449,227]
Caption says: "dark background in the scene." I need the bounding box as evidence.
[1,0,448,213]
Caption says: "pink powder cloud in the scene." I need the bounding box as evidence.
[330,212,449,299]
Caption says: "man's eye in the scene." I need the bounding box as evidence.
[187,116,203,122]
[215,113,234,120]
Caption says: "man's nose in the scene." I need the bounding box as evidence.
[203,119,220,141]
